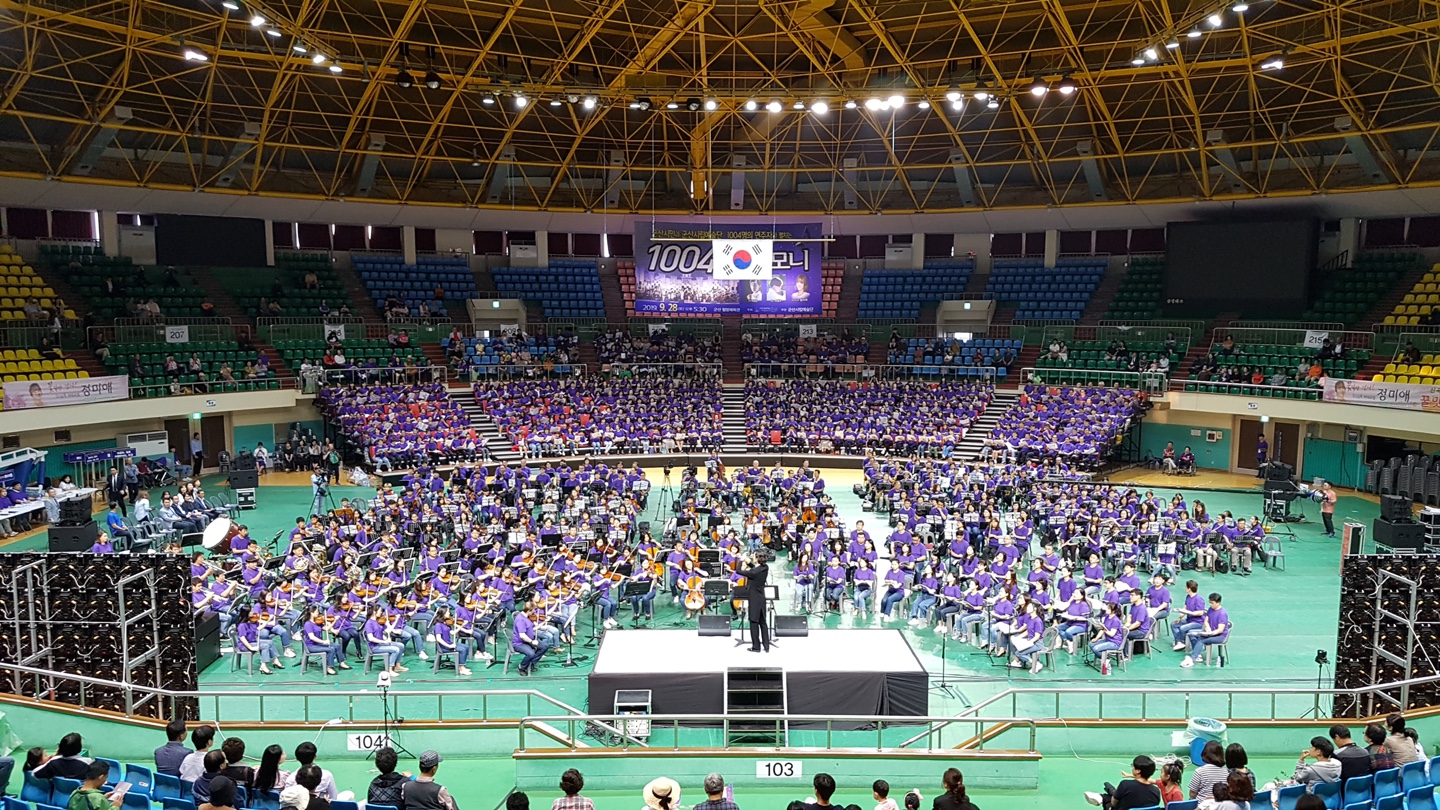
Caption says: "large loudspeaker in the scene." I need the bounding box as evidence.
[1381,494,1413,523]
[48,521,99,552]
[1373,518,1425,552]
[59,498,92,525]
[697,615,734,637]
[774,615,810,638]
[1267,461,1296,481]
[228,468,258,490]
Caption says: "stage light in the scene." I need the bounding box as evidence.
[743,99,757,111]
[864,97,883,111]
[1188,28,1203,38]
[423,70,442,90]
[887,93,904,108]
[1144,47,1159,61]
[917,99,930,109]
[249,14,265,26]
[183,49,209,62]
[1208,13,1224,26]
[1057,74,1077,95]
[1166,38,1180,49]
[703,98,718,111]
[810,100,828,114]
[394,70,414,88]
[844,99,857,109]
[312,53,326,64]
[766,99,783,113]
[583,96,598,110]
[945,90,962,102]
[1029,76,1048,96]
[329,64,342,74]
[515,94,528,108]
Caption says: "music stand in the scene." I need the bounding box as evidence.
[622,581,653,625]
[702,578,731,613]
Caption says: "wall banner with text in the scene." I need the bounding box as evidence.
[2,375,129,410]
[634,221,822,315]
[1322,377,1440,411]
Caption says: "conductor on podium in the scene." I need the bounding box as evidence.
[740,550,772,652]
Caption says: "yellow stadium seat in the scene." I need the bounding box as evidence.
[1407,305,1421,315]
[78,370,89,378]
[1384,315,1398,325]
[1384,363,1398,373]
[1403,294,1417,304]
[22,350,37,360]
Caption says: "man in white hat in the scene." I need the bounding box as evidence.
[279,786,310,810]
[402,751,457,810]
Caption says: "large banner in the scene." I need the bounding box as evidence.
[2,375,129,410]
[634,221,822,315]
[1322,378,1440,411]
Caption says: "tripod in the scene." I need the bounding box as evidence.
[1300,654,1330,719]
[368,685,414,759]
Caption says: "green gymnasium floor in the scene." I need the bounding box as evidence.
[16,471,1381,724]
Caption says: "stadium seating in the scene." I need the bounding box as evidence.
[1033,338,1186,372]
[885,337,1020,377]
[273,338,419,367]
[0,349,84,384]
[443,333,578,376]
[226,251,349,318]
[1376,360,1440,385]
[857,260,973,320]
[104,341,277,397]
[1307,251,1420,325]
[62,259,208,320]
[0,245,73,322]
[1105,256,1164,321]
[1211,343,1367,379]
[356,254,476,318]
[986,257,1105,321]
[1383,257,1440,326]
[493,260,604,318]
[1183,380,1323,400]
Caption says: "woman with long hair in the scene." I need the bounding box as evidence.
[932,767,979,810]
[252,745,288,793]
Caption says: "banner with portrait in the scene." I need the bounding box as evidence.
[1322,378,1440,411]
[634,221,822,315]
[2,375,129,410]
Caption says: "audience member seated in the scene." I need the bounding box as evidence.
[744,379,990,455]
[741,330,870,370]
[887,335,1018,370]
[595,328,721,367]
[474,378,723,456]
[444,331,577,377]
[988,385,1143,466]
[318,384,479,470]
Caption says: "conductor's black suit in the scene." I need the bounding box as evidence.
[739,560,770,652]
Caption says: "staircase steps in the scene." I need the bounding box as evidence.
[1080,262,1128,324]
[720,315,744,382]
[725,668,788,746]
[455,391,522,463]
[956,389,1018,461]
[598,265,627,323]
[722,384,747,452]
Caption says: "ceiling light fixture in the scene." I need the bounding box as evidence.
[950,99,964,111]
[311,53,325,64]
[945,90,962,102]
[265,28,281,37]
[1260,55,1284,70]
[583,96,598,110]
[636,97,653,110]
[665,100,679,109]
[791,100,803,110]
[328,64,342,74]
[844,99,857,109]
[864,97,883,111]
[292,44,306,53]
[394,69,414,88]
[1232,1,1249,10]
[1131,55,1146,65]
[811,99,829,114]
[917,99,931,109]
[1144,47,1159,61]
[1029,76,1048,96]
[685,98,701,111]
[986,96,999,109]
[743,99,757,111]
[1166,38,1180,49]
[1057,74,1077,95]
[766,99,783,113]
[888,93,905,108]
[249,14,265,26]
[550,98,562,106]
[514,94,528,108]
[1187,28,1203,38]
[423,70,442,90]
[703,98,718,111]
[183,48,209,62]
[1207,13,1224,26]
[481,94,496,105]
[221,0,240,9]
[973,88,990,101]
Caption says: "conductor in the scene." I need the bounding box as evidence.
[740,550,772,652]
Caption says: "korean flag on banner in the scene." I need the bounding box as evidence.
[713,239,773,280]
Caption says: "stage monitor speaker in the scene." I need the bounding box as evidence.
[228,468,258,490]
[697,615,734,637]
[1381,494,1413,523]
[59,498,92,525]
[48,521,99,552]
[1373,518,1425,553]
[774,615,810,638]
[1267,461,1296,481]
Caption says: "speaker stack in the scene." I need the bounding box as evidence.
[1333,554,1440,716]
[1375,495,1425,553]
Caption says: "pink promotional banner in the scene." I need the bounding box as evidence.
[1322,377,1440,412]
[2,375,128,409]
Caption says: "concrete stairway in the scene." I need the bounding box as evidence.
[453,387,522,463]
[721,383,747,452]
[955,389,1019,460]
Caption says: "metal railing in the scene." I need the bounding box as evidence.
[92,322,252,347]
[1041,324,1192,353]
[1172,378,1323,400]
[464,363,585,381]
[742,361,874,380]
[2,324,86,351]
[1097,318,1208,337]
[1231,320,1348,332]
[597,319,724,339]
[1216,326,1376,351]
[517,713,1038,753]
[879,363,1000,382]
[127,377,296,399]
[317,365,450,386]
[1019,366,1164,390]
[598,361,723,379]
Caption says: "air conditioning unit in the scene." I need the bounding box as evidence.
[1,435,17,449]
[53,430,72,443]
[125,431,169,457]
